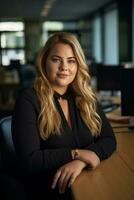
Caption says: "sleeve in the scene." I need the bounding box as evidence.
[11,89,72,173]
[84,102,117,160]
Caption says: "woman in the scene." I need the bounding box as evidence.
[12,32,116,200]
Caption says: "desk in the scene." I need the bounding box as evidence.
[71,153,134,200]
[0,69,19,105]
[106,107,131,125]
[71,112,134,200]
[116,132,134,171]
[111,124,134,133]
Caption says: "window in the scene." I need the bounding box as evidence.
[104,9,119,64]
[92,15,102,63]
[0,22,25,66]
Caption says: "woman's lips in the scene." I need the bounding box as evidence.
[57,74,68,78]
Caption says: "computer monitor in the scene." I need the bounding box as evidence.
[121,67,134,116]
[89,62,102,77]
[96,65,121,92]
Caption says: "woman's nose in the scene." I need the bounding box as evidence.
[60,61,68,70]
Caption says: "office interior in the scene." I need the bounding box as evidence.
[0,1,134,199]
[0,0,134,119]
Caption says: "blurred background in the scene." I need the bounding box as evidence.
[0,0,133,118]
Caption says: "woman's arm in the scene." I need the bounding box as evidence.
[71,149,100,169]
[84,102,117,161]
[71,103,117,166]
[12,89,73,173]
[51,102,116,193]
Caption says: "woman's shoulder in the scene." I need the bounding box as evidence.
[18,87,36,98]
[16,87,38,106]
[13,87,40,119]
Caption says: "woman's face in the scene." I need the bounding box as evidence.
[45,43,78,93]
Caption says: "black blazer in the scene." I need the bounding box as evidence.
[11,87,116,199]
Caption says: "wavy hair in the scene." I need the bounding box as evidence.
[34,32,101,140]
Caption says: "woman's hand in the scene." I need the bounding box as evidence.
[51,160,86,194]
[75,149,100,169]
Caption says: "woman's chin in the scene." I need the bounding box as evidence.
[56,80,71,87]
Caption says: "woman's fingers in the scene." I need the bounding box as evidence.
[51,170,61,189]
[52,160,85,193]
[58,173,71,193]
[59,170,79,193]
[68,173,77,187]
[52,169,76,193]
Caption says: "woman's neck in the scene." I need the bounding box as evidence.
[52,86,68,95]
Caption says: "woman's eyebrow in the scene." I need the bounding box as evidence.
[51,55,61,58]
[67,57,76,59]
[51,55,76,59]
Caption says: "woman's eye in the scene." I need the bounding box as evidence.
[52,58,60,63]
[68,60,76,64]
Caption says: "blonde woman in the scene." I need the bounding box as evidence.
[12,32,116,200]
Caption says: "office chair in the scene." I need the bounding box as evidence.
[0,116,16,169]
[0,116,27,200]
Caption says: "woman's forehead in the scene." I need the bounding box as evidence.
[48,43,75,57]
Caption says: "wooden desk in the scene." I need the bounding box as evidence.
[116,132,134,171]
[112,124,134,133]
[71,115,134,200]
[106,107,131,125]
[71,153,134,200]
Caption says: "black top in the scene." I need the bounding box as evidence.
[11,87,116,199]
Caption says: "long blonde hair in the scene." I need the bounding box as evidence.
[34,32,101,140]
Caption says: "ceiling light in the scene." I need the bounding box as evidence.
[41,0,56,17]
